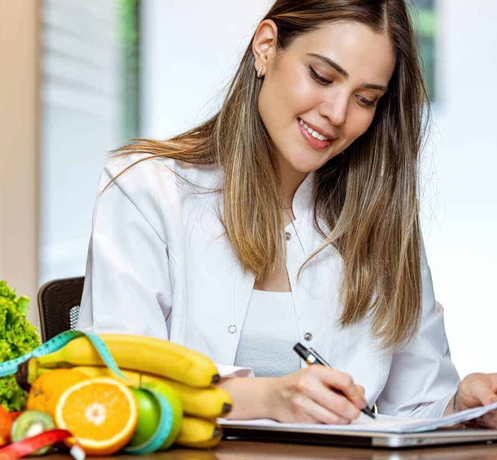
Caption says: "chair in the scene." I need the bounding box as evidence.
[37,276,85,342]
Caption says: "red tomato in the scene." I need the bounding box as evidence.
[0,405,13,446]
[8,412,21,422]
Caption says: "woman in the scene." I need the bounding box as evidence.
[76,0,497,426]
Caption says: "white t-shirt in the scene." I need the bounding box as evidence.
[234,289,301,377]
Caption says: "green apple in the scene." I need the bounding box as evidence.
[141,380,183,450]
[128,389,162,447]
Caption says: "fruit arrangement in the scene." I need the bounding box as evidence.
[0,333,232,457]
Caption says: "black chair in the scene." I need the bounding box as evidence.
[37,276,85,342]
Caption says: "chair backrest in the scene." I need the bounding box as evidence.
[37,276,85,342]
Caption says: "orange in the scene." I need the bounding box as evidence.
[26,369,89,417]
[54,377,138,456]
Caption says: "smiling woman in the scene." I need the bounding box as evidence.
[76,0,497,428]
[254,20,396,183]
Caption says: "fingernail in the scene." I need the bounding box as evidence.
[360,398,368,409]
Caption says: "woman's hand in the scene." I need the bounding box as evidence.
[452,373,497,428]
[267,366,368,424]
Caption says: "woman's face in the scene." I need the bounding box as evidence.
[254,20,396,176]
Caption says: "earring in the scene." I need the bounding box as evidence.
[257,65,264,79]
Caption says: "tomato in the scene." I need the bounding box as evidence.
[0,405,13,446]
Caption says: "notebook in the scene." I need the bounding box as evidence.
[220,401,497,448]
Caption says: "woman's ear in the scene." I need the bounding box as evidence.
[252,19,278,77]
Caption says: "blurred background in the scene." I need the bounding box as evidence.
[0,0,496,379]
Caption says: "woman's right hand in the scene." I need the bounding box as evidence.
[267,366,367,424]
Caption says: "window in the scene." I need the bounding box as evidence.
[119,0,140,139]
[39,0,141,283]
[413,0,437,101]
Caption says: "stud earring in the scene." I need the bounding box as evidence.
[257,65,264,79]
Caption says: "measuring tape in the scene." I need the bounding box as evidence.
[0,331,125,380]
[0,429,84,460]
[123,388,173,454]
[0,331,174,456]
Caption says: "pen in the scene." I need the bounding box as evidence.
[293,342,376,420]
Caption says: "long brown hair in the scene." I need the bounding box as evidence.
[112,0,429,348]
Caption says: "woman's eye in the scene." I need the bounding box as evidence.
[309,66,377,108]
[309,66,332,85]
[358,96,377,108]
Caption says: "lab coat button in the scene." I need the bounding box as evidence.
[285,231,292,241]
[304,332,313,342]
[228,325,237,334]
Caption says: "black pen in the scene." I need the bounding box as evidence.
[293,342,376,419]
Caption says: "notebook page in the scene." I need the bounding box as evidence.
[220,400,497,434]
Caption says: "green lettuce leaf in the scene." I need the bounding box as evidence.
[0,375,27,412]
[0,280,41,411]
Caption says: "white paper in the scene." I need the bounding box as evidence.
[220,401,497,434]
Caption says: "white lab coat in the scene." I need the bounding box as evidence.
[76,154,460,418]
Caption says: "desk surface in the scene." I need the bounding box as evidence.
[43,440,497,460]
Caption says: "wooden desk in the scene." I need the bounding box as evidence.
[43,440,497,460]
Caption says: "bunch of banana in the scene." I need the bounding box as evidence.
[16,334,231,449]
[25,334,220,386]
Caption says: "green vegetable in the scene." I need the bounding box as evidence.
[0,280,41,411]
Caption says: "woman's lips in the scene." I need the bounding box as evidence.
[297,118,335,150]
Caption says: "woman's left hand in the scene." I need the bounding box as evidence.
[453,373,497,428]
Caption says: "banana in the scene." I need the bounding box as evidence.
[61,366,139,386]
[141,374,232,420]
[175,416,222,449]
[27,334,219,387]
[51,366,232,418]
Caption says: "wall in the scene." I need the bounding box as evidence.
[0,0,40,326]
[422,0,497,377]
[140,0,274,139]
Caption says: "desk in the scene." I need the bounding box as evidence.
[42,440,497,459]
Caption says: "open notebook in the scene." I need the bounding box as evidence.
[220,400,497,434]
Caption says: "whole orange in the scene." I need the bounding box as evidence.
[26,369,89,417]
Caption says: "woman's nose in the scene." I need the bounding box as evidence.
[319,93,348,127]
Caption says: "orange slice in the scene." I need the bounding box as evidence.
[54,377,138,456]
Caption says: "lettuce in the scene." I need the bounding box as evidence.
[0,280,41,411]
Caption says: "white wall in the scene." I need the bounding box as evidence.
[421,0,497,377]
[141,0,497,379]
[140,0,274,139]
